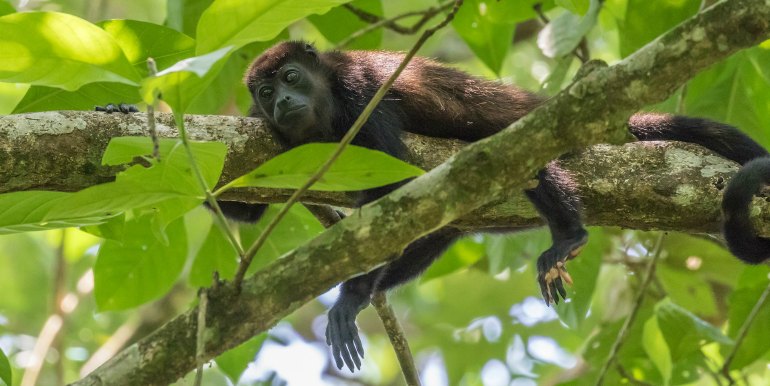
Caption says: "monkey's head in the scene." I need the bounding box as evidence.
[245,41,334,145]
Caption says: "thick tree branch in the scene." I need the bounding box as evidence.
[2,0,763,384]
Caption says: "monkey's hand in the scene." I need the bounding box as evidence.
[94,103,138,113]
[325,291,368,372]
[536,232,588,306]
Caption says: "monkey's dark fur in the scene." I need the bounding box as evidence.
[224,41,770,372]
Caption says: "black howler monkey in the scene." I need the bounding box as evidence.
[228,41,770,372]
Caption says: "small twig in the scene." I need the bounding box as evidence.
[721,280,770,384]
[194,289,209,386]
[146,58,160,161]
[343,2,453,35]
[372,292,421,386]
[231,0,465,290]
[595,233,666,386]
[337,2,454,49]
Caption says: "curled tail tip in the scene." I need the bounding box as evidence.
[722,157,770,264]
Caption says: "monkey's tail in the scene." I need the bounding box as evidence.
[722,157,770,264]
[628,113,770,264]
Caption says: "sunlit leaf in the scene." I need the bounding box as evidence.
[618,0,699,58]
[452,0,515,74]
[230,143,424,191]
[94,217,187,310]
[0,347,10,386]
[655,299,732,361]
[141,46,234,113]
[421,237,486,282]
[537,0,600,58]
[189,224,238,287]
[0,12,140,90]
[196,0,352,54]
[309,0,382,49]
[166,0,215,36]
[100,19,196,75]
[0,191,111,235]
[216,334,267,384]
[642,316,672,384]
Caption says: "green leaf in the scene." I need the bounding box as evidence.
[94,216,187,310]
[421,238,486,282]
[189,224,238,287]
[12,82,140,113]
[166,0,215,36]
[309,0,382,49]
[452,0,515,74]
[556,0,590,15]
[724,271,770,369]
[48,138,225,220]
[0,0,14,17]
[642,316,672,385]
[230,144,424,191]
[240,205,324,274]
[618,0,699,58]
[100,19,196,75]
[0,347,10,386]
[141,46,234,113]
[486,229,550,275]
[655,299,732,362]
[195,0,352,54]
[216,334,267,384]
[102,137,227,187]
[0,12,140,90]
[0,191,111,235]
[537,0,601,58]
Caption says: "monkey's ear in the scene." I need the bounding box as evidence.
[304,43,318,58]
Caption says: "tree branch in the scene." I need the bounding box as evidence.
[5,1,764,384]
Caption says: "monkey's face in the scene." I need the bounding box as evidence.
[252,62,332,145]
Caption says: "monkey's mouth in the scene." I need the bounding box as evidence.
[276,105,310,127]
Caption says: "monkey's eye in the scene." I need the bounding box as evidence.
[284,70,299,84]
[259,87,274,99]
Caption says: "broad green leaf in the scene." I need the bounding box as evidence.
[49,138,225,220]
[618,0,699,58]
[0,191,112,234]
[556,0,590,15]
[100,19,196,75]
[166,0,215,36]
[537,0,601,58]
[421,237,486,282]
[309,0,382,49]
[486,228,550,275]
[642,316,672,385]
[684,48,770,149]
[657,266,717,317]
[0,0,14,17]
[12,82,139,113]
[216,334,267,384]
[230,144,424,191]
[452,0,515,74]
[0,12,140,90]
[102,137,227,187]
[0,82,29,114]
[141,46,234,113]
[94,217,187,310]
[195,0,352,54]
[240,205,324,274]
[0,347,10,386]
[189,224,238,287]
[724,271,770,369]
[655,299,731,361]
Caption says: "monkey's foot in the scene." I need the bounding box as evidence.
[94,103,138,113]
[325,297,366,372]
[536,232,588,306]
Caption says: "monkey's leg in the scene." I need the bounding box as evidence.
[326,227,462,372]
[525,164,588,306]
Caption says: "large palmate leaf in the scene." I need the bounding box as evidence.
[0,12,140,90]
[196,0,352,54]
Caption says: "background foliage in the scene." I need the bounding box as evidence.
[0,0,769,385]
